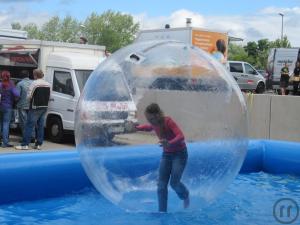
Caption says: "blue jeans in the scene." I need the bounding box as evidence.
[18,108,36,138]
[22,108,47,146]
[157,149,189,212]
[0,108,13,146]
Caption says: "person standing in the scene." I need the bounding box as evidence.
[292,61,300,95]
[15,69,50,150]
[212,39,227,65]
[135,103,189,212]
[0,70,20,147]
[280,62,290,95]
[16,70,35,139]
[79,37,88,44]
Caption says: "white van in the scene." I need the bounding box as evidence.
[79,70,137,143]
[44,52,105,142]
[0,40,105,142]
[267,48,300,92]
[226,61,266,93]
[1,39,138,143]
[0,39,136,142]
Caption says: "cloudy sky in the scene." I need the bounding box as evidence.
[0,0,300,46]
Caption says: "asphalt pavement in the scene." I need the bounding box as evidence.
[0,131,75,154]
[0,131,158,154]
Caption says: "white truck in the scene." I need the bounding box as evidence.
[0,39,105,142]
[0,28,28,40]
[267,48,300,93]
[135,26,229,55]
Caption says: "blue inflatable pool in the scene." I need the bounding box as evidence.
[0,139,299,225]
[0,139,299,205]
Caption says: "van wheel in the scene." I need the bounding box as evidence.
[47,117,64,143]
[256,82,265,94]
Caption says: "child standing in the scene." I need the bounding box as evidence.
[136,103,189,212]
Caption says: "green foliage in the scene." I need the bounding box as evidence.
[11,22,22,30]
[244,41,258,58]
[40,16,61,41]
[270,35,291,48]
[228,43,248,61]
[59,16,80,42]
[229,36,292,69]
[23,23,43,39]
[83,10,139,52]
[15,10,139,52]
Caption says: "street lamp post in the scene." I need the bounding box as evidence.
[278,13,284,41]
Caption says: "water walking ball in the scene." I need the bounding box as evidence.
[75,40,248,212]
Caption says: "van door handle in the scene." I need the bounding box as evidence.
[67,109,74,112]
[49,98,54,101]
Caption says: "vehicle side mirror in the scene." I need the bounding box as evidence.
[69,89,75,97]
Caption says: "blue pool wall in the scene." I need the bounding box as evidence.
[0,139,299,206]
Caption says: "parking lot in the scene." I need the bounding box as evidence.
[0,131,75,154]
[0,130,159,154]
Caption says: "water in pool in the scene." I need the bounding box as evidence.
[1,172,299,225]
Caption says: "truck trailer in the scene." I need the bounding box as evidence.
[0,39,105,142]
[135,26,229,56]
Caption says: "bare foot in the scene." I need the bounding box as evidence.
[183,197,190,209]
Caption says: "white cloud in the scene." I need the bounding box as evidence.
[133,7,300,47]
[2,4,300,47]
[134,9,204,30]
[259,6,300,15]
[0,4,51,29]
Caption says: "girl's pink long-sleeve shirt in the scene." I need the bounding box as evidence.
[136,116,186,153]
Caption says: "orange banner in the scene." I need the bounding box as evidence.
[192,30,228,54]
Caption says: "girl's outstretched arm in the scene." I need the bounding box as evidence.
[135,124,153,132]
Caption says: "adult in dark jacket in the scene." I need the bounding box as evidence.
[15,69,50,150]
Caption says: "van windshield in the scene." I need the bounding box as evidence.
[75,70,93,91]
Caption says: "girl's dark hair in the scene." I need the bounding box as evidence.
[216,39,226,54]
[145,103,164,116]
[145,103,165,137]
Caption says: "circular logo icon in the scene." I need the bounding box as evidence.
[273,198,299,224]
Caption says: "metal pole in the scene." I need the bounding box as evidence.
[279,13,284,41]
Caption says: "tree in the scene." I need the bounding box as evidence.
[244,42,258,58]
[23,23,42,40]
[40,16,61,41]
[229,36,292,69]
[270,35,291,48]
[12,10,139,51]
[256,39,270,69]
[84,10,139,52]
[257,39,269,52]
[11,22,22,30]
[228,43,248,61]
[59,16,80,42]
